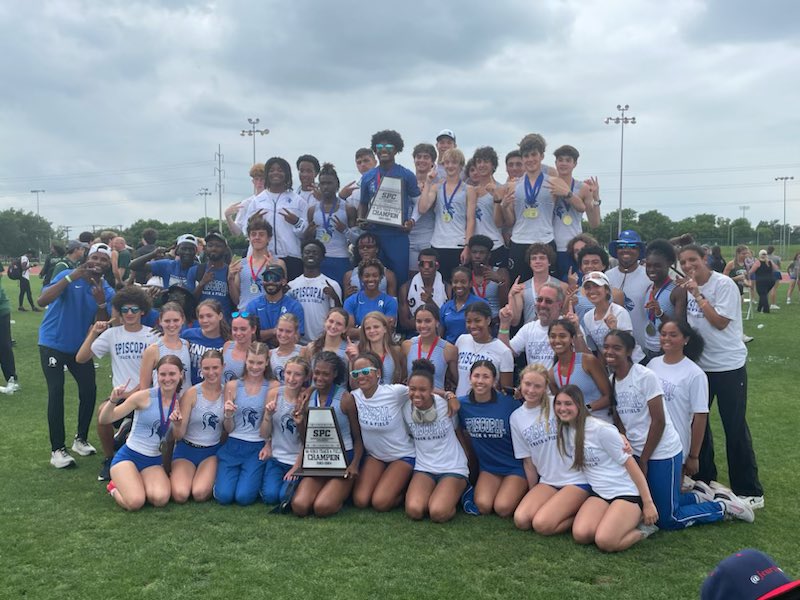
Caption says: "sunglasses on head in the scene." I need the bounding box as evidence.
[350,367,378,378]
[375,144,395,151]
[231,311,250,319]
[119,306,141,314]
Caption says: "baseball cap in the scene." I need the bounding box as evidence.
[176,234,199,248]
[701,549,800,600]
[582,271,610,288]
[436,129,456,142]
[67,240,88,253]
[88,243,112,257]
[608,229,646,259]
[205,231,227,246]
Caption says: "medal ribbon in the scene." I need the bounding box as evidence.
[559,178,576,216]
[647,278,673,324]
[249,254,268,283]
[417,336,439,361]
[524,173,544,208]
[471,272,488,298]
[157,388,177,438]
[320,200,336,234]
[557,351,576,388]
[314,385,337,408]
[442,180,462,218]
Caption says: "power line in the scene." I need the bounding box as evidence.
[0,160,215,182]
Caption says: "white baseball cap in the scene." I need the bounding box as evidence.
[176,234,199,248]
[582,271,610,288]
[88,243,112,257]
[436,129,456,142]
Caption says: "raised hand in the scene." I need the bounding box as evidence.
[544,176,570,197]
[499,304,513,327]
[169,406,182,422]
[338,181,358,199]
[332,215,348,233]
[508,276,524,298]
[280,208,299,225]
[224,398,237,419]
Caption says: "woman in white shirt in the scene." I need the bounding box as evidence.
[454,302,514,397]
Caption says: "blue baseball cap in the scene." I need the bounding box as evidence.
[608,229,645,259]
[701,549,800,600]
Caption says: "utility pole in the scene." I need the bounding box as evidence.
[215,145,225,232]
[240,118,269,165]
[30,189,45,217]
[775,176,794,257]
[197,188,211,236]
[604,105,636,236]
[739,205,750,220]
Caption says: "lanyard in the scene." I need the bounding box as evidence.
[249,254,268,282]
[417,337,439,361]
[442,180,462,216]
[648,278,672,323]
[157,388,177,438]
[471,272,488,298]
[314,385,337,408]
[320,199,336,232]
[524,173,544,208]
[557,352,576,388]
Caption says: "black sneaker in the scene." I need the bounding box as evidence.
[18,307,27,312]
[113,418,133,451]
[97,457,113,481]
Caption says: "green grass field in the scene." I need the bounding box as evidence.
[2,277,798,600]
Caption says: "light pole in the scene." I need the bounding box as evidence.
[604,105,636,236]
[240,118,269,165]
[775,176,794,256]
[30,189,45,217]
[197,188,211,236]
[739,205,750,220]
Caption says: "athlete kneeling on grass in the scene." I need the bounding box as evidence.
[455,360,527,518]
[511,364,591,534]
[169,350,225,503]
[99,355,184,511]
[214,342,274,506]
[404,359,470,523]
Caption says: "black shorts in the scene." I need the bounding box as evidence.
[590,490,643,508]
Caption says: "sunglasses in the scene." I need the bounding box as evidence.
[231,311,250,319]
[263,272,283,282]
[375,144,395,151]
[535,297,556,305]
[119,306,142,314]
[350,367,378,378]
[616,243,640,249]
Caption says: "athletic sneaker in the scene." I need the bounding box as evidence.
[636,523,659,538]
[691,481,715,503]
[5,377,19,393]
[71,436,97,456]
[114,418,133,451]
[742,334,754,343]
[106,481,117,496]
[713,490,755,523]
[738,495,765,510]
[97,457,113,481]
[50,448,76,468]
[770,304,780,310]
[461,485,481,516]
[709,480,733,494]
[787,297,792,304]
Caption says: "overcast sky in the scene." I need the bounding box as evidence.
[1,0,798,238]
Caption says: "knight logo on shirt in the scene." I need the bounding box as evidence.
[149,420,162,438]
[281,414,297,435]
[378,300,384,308]
[475,207,483,222]
[280,306,288,315]
[408,297,416,308]
[241,407,259,428]
[202,412,219,430]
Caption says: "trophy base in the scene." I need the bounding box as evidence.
[295,468,349,478]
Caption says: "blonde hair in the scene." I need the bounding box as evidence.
[246,342,274,380]
[520,363,551,428]
[249,163,265,178]
[358,312,395,355]
[442,148,466,168]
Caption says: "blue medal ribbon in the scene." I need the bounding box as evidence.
[320,200,336,235]
[524,173,544,208]
[558,178,576,216]
[157,388,177,438]
[442,180,462,218]
[314,385,337,408]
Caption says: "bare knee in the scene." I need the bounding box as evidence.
[149,490,171,507]
[372,493,399,513]
[192,486,213,503]
[352,489,371,509]
[429,505,456,523]
[513,508,534,531]
[494,498,517,519]
[532,513,559,536]
[405,500,426,521]
[572,525,595,545]
[313,498,342,518]
[594,531,623,553]
[292,496,313,517]
[122,493,146,512]
[172,489,190,504]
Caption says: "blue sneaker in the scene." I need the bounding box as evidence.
[461,485,480,516]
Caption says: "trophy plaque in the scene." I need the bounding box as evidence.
[296,407,349,477]
[365,176,405,228]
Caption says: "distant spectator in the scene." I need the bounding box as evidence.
[41,242,65,287]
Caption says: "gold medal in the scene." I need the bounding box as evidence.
[646,322,657,336]
[442,212,453,223]
[524,207,538,219]
[320,232,331,243]
[562,214,573,226]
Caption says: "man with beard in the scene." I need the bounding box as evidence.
[287,240,342,343]
[606,230,650,351]
[188,231,233,319]
[128,234,199,290]
[497,281,562,368]
[246,264,305,346]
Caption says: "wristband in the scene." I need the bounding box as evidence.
[65,274,73,283]
[498,328,510,335]
[97,302,107,309]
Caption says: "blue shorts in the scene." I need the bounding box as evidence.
[369,454,416,469]
[173,440,221,467]
[774,271,782,281]
[550,483,592,492]
[111,443,163,472]
[415,470,468,483]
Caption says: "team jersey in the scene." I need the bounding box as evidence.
[127,387,175,457]
[508,319,555,367]
[440,295,487,344]
[455,335,514,397]
[245,294,306,338]
[403,395,468,477]
[180,328,226,385]
[270,387,303,466]
[91,325,159,392]
[606,265,651,351]
[353,384,416,462]
[458,392,524,477]
[183,383,225,447]
[149,258,194,290]
[229,379,270,442]
[343,291,398,326]
[288,274,341,343]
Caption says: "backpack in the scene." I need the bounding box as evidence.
[6,259,21,280]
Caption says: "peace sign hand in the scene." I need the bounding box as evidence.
[280,208,299,225]
[338,181,358,199]
[332,215,348,233]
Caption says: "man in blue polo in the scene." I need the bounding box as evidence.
[38,243,116,468]
[358,129,420,285]
[246,264,305,346]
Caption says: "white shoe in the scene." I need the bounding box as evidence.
[71,437,97,456]
[5,376,19,393]
[787,297,792,304]
[742,335,754,343]
[50,448,76,468]
[770,304,780,310]
[714,490,755,523]
[691,481,715,503]
[709,480,733,494]
[636,523,659,538]
[738,495,765,510]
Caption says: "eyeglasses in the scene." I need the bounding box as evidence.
[535,297,556,305]
[375,144,395,151]
[350,367,378,378]
[231,311,250,318]
[119,306,141,314]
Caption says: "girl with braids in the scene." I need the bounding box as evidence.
[511,365,590,534]
[401,303,458,392]
[554,384,658,552]
[404,359,470,523]
[455,360,526,518]
[269,313,303,384]
[547,318,611,423]
[454,302,513,397]
[259,356,310,505]
[292,351,363,517]
[302,307,350,362]
[169,350,225,503]
[304,162,358,287]
[346,311,404,385]
[603,330,753,531]
[214,342,275,506]
[351,352,417,512]
[221,312,259,383]
[139,302,191,390]
[99,355,185,511]
[343,232,396,299]
[439,266,487,344]
[181,299,231,385]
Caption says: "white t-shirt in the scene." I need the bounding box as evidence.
[287,274,341,343]
[510,401,587,487]
[565,417,638,499]
[91,325,159,392]
[611,363,682,460]
[353,384,416,462]
[686,272,747,372]
[582,302,644,363]
[455,335,514,397]
[21,255,30,280]
[509,319,555,368]
[647,356,709,462]
[403,394,468,476]
[606,265,651,351]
